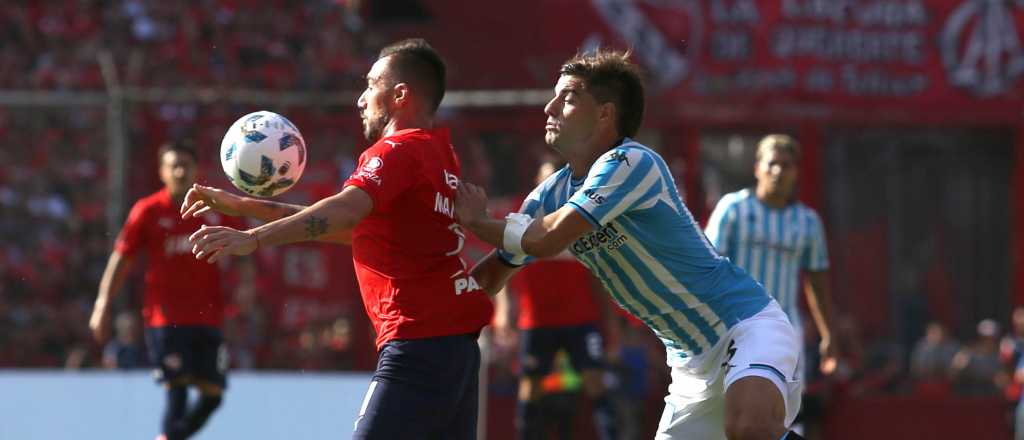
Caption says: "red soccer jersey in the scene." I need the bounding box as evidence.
[344,128,493,349]
[510,251,601,329]
[115,188,243,328]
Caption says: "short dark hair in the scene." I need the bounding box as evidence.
[559,49,645,138]
[157,141,197,164]
[378,38,447,113]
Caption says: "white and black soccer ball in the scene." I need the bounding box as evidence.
[220,111,306,197]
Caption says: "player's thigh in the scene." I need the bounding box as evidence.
[352,379,442,439]
[563,324,607,395]
[191,327,229,390]
[655,372,726,440]
[564,323,605,372]
[724,302,802,428]
[519,327,561,377]
[145,326,192,384]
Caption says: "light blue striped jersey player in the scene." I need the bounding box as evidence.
[705,188,829,330]
[499,139,770,364]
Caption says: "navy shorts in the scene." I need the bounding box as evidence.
[353,332,481,440]
[520,323,604,377]
[145,326,228,389]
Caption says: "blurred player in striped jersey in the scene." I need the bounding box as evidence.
[456,50,807,440]
[704,134,837,378]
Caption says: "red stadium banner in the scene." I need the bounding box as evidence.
[408,0,1024,123]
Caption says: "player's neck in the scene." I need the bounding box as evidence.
[755,186,791,209]
[568,133,621,179]
[382,113,433,137]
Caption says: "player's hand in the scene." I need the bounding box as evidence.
[189,225,259,264]
[88,306,111,345]
[454,181,489,227]
[819,336,838,375]
[180,184,244,219]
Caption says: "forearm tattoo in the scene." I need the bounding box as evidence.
[304,216,328,238]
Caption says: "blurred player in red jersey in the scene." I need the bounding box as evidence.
[89,142,245,440]
[181,39,493,439]
[495,156,620,440]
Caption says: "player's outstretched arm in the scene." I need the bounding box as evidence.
[181,184,308,222]
[89,251,136,344]
[181,184,353,245]
[190,185,371,263]
[456,182,591,258]
[469,250,522,297]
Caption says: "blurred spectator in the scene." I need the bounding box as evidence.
[911,321,960,383]
[950,319,1009,397]
[101,311,147,369]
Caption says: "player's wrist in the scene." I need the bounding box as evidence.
[248,229,261,250]
[502,213,534,255]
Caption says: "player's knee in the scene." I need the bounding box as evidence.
[724,411,783,440]
[195,380,224,396]
[720,415,774,440]
[518,376,543,401]
[199,394,223,412]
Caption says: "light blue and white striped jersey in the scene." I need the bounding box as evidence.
[705,188,829,330]
[499,139,770,364]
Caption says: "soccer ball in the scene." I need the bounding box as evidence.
[220,111,307,197]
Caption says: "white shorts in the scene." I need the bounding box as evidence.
[655,301,803,440]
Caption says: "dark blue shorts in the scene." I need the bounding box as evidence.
[520,323,604,376]
[353,332,481,440]
[145,326,228,389]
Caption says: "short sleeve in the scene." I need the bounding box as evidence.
[567,147,661,228]
[343,143,417,211]
[113,201,148,256]
[801,210,830,272]
[705,194,738,257]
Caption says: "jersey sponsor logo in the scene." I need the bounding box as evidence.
[583,188,606,205]
[158,217,174,229]
[443,169,459,189]
[570,222,628,254]
[434,192,455,218]
[453,275,481,295]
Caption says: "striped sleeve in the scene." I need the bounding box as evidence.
[801,208,830,271]
[705,193,738,258]
[567,148,661,227]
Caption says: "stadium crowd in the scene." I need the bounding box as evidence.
[0,1,1021,438]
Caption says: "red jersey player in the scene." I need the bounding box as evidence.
[89,142,244,440]
[495,158,620,440]
[181,39,493,439]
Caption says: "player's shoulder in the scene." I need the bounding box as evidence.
[792,202,824,225]
[132,189,169,212]
[717,188,753,210]
[596,138,659,167]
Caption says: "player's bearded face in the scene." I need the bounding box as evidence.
[358,59,396,142]
[361,99,392,141]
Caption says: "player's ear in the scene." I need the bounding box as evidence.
[392,83,410,107]
[599,102,617,130]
